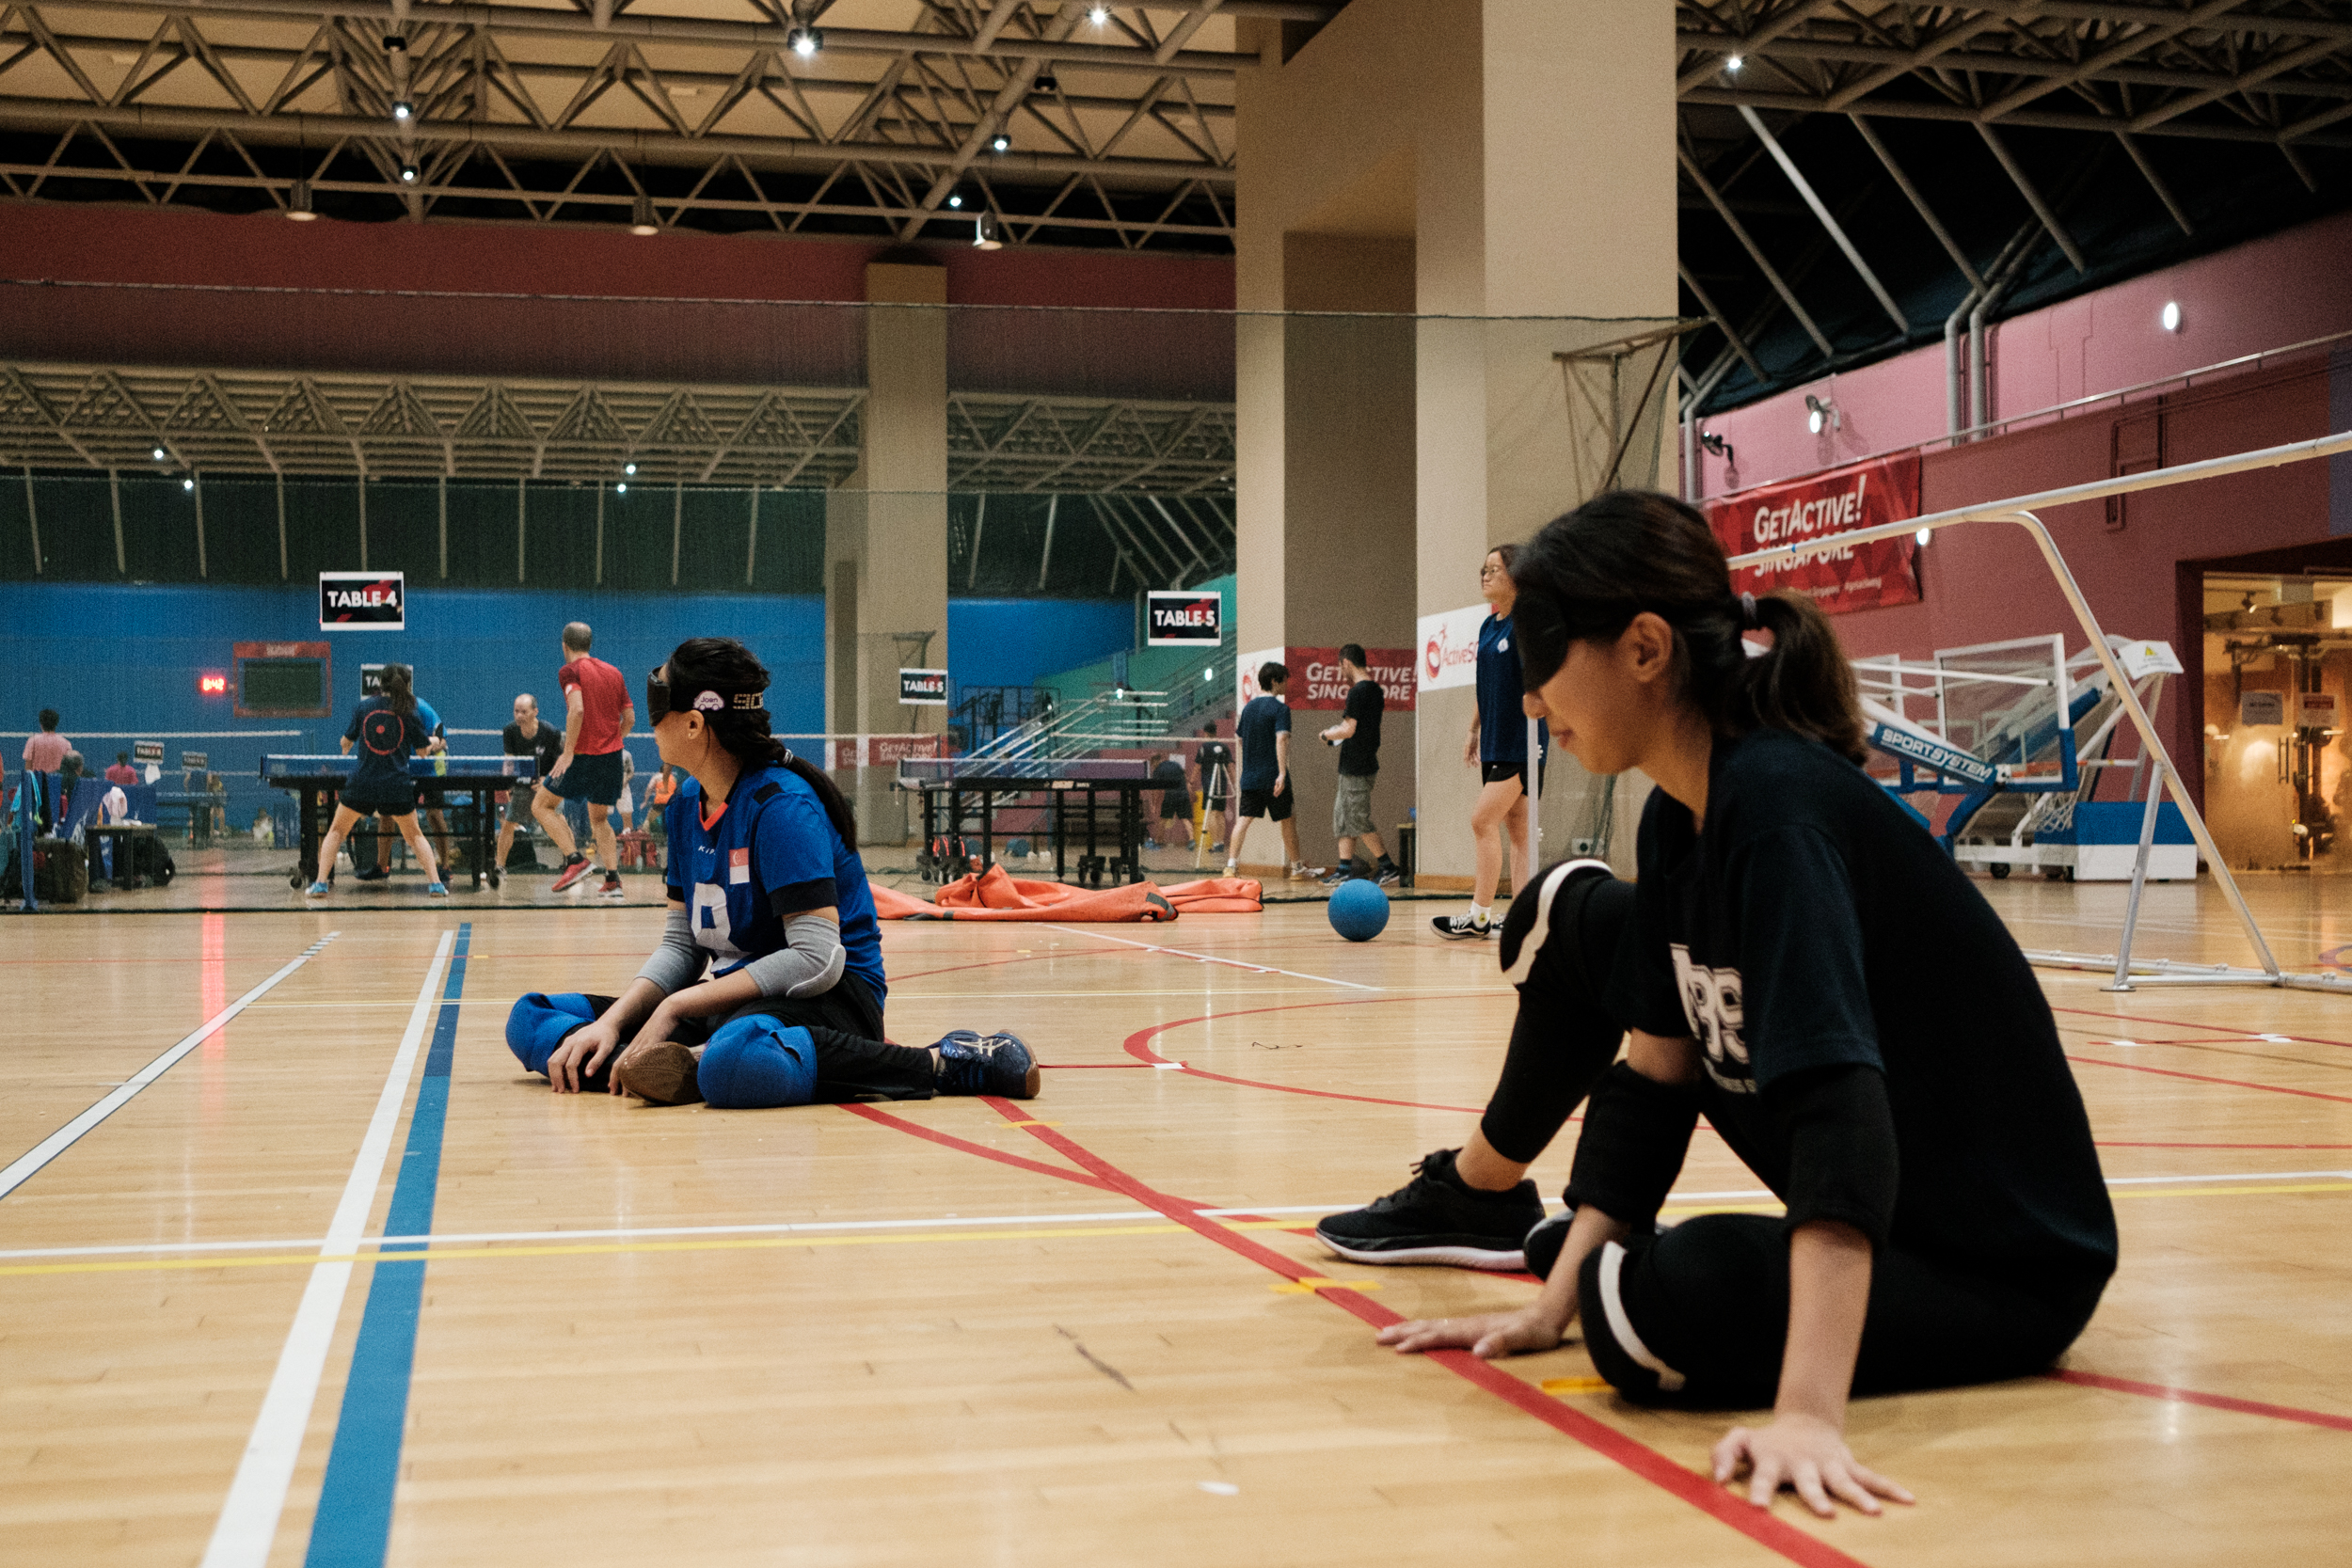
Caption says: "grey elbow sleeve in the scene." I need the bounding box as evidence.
[742,913,845,999]
[633,906,706,996]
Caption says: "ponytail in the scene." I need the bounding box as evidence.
[379,663,418,718]
[1511,490,1867,763]
[663,636,860,852]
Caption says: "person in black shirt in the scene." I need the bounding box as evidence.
[1316,643,1399,886]
[306,664,450,898]
[1325,489,2115,1519]
[1148,750,1193,850]
[495,692,564,883]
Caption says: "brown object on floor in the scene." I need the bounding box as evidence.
[615,1041,704,1105]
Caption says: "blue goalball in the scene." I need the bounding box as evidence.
[1327,878,1391,942]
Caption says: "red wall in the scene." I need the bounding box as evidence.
[1831,356,2342,811]
[0,203,1236,394]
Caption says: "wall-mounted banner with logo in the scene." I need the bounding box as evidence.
[319,571,405,630]
[898,668,949,706]
[1284,647,1418,711]
[1701,453,1923,615]
[1146,590,1223,646]
[1416,602,1491,692]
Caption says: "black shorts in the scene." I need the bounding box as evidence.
[1482,758,1547,790]
[339,784,417,818]
[546,749,625,807]
[1159,793,1192,821]
[1236,783,1293,822]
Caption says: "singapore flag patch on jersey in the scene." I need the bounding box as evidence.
[729,847,751,885]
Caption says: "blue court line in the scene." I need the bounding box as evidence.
[302,923,469,1568]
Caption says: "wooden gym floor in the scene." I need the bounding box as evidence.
[3,877,2349,1568]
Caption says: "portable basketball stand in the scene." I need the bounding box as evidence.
[1730,424,2352,996]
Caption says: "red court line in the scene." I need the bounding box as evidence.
[976,1097,1874,1568]
[2067,1053,2352,1106]
[2047,1370,2352,1434]
[1040,1062,1153,1069]
[1121,996,1502,1114]
[835,1103,1115,1192]
[2053,1006,2352,1053]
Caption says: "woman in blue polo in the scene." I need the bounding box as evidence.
[306,663,448,898]
[505,636,1041,1109]
[1433,543,1549,940]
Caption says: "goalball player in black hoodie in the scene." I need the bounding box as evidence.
[1318,489,2117,1518]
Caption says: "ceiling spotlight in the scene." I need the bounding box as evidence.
[629,195,659,235]
[946,192,963,209]
[182,477,195,491]
[383,33,405,53]
[787,24,821,57]
[1088,3,1108,22]
[2161,300,2182,332]
[1804,392,1840,435]
[391,99,413,123]
[1915,527,1932,547]
[973,213,1003,250]
[151,446,166,461]
[1725,54,1743,72]
[616,482,628,495]
[397,161,419,184]
[1034,72,1058,92]
[624,462,638,475]
[287,178,316,221]
[989,132,1011,153]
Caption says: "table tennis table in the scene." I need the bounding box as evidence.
[260,754,535,891]
[897,757,1153,887]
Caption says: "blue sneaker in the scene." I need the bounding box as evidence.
[425,881,450,897]
[934,1030,1040,1099]
[305,879,331,898]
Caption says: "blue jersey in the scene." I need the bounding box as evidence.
[663,763,886,1007]
[1236,694,1291,791]
[1477,613,1548,765]
[343,696,441,795]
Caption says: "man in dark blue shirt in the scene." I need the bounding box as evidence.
[1226,662,1307,879]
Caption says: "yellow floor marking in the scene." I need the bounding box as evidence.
[1540,1376,1613,1395]
[1272,1277,1383,1293]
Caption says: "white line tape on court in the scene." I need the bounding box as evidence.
[0,932,341,1202]
[1041,923,1384,990]
[199,928,455,1568]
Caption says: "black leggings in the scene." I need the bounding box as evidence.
[568,977,936,1101]
[1482,862,2105,1406]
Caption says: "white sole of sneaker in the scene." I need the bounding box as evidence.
[1314,1236,1528,1271]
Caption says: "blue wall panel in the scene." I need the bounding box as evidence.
[948,598,1132,700]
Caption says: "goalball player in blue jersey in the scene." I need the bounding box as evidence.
[503,637,1039,1109]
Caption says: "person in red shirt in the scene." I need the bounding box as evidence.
[531,620,636,896]
[104,752,141,787]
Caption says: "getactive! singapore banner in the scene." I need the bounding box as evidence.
[1701,452,1923,615]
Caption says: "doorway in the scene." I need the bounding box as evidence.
[2201,570,2352,872]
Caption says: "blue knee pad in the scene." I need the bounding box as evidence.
[697,1017,818,1110]
[506,992,598,1075]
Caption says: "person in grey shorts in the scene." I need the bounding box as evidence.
[1317,644,1400,886]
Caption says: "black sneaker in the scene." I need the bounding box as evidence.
[1430,911,1493,940]
[934,1030,1041,1099]
[1318,865,1356,887]
[1314,1148,1546,1270]
[1521,1208,1574,1282]
[1375,864,1401,887]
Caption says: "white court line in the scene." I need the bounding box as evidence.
[20,1169,2350,1266]
[0,933,341,1202]
[1041,923,1383,990]
[199,928,455,1568]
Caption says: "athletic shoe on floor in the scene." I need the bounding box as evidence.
[549,852,591,892]
[304,879,331,898]
[1287,863,1322,880]
[354,866,390,882]
[618,1041,704,1106]
[1375,865,1402,887]
[1314,1147,1545,1270]
[934,1030,1041,1099]
[1430,911,1493,940]
[1520,1207,1573,1282]
[425,881,449,898]
[599,871,626,900]
[1318,865,1356,887]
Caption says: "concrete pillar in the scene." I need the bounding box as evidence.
[827,258,948,846]
[1236,0,1676,884]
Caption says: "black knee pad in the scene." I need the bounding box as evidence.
[1498,858,1624,991]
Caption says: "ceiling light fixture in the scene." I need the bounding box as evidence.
[625,462,638,476]
[1726,54,1743,72]
[391,99,413,122]
[2161,300,2183,332]
[947,192,963,209]
[1916,527,1932,547]
[287,178,317,220]
[383,33,405,54]
[1804,392,1841,435]
[616,482,628,495]
[397,162,419,184]
[1088,4,1108,23]
[990,132,1011,153]
[974,214,1003,250]
[151,446,167,461]
[787,24,821,57]
[182,477,195,491]
[629,196,659,235]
